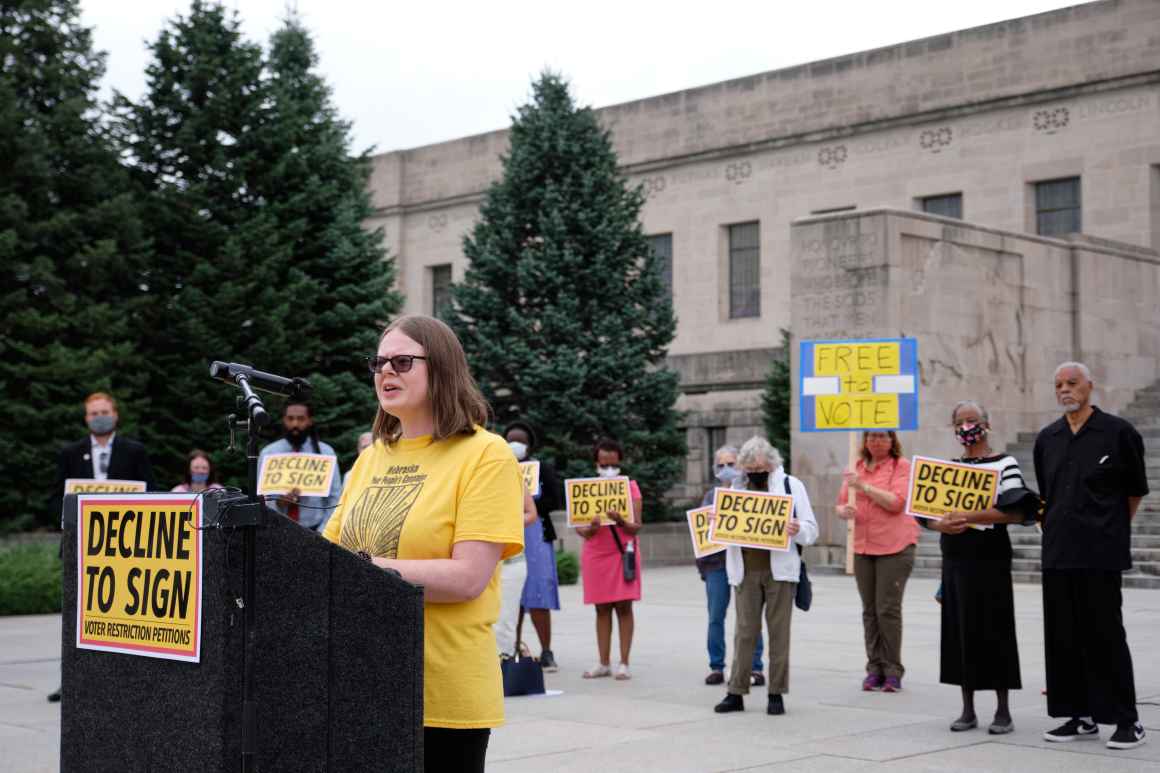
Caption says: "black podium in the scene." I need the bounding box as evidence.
[60,491,424,772]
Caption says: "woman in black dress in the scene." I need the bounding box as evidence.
[924,400,1039,734]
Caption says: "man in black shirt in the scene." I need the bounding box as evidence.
[1033,362,1148,750]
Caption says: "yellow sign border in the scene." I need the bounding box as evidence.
[686,506,726,559]
[256,453,337,496]
[904,455,999,524]
[564,476,633,527]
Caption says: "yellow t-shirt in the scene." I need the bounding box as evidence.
[323,427,524,729]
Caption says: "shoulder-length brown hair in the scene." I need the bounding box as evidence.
[372,315,490,444]
[859,431,903,464]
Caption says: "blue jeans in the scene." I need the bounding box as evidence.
[705,566,763,672]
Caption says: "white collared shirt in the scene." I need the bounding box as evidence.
[90,433,115,480]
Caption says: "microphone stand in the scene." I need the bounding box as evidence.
[211,362,309,773]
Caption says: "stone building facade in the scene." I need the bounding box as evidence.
[364,0,1160,539]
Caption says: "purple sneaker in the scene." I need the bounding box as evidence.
[862,674,884,691]
[881,676,902,692]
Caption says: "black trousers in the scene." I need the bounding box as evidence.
[1043,569,1138,725]
[424,727,490,773]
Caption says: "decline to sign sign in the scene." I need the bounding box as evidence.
[520,461,542,498]
[76,494,203,662]
[708,488,794,552]
[257,453,336,497]
[686,506,726,559]
[905,456,999,523]
[799,338,919,432]
[565,477,631,527]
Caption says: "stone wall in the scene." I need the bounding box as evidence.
[789,208,1160,550]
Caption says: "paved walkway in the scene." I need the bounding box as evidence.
[3,568,1159,771]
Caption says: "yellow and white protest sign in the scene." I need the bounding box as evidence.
[76,494,202,662]
[520,461,541,498]
[708,488,794,552]
[565,477,632,527]
[686,506,726,559]
[905,455,998,523]
[64,479,147,495]
[256,453,336,496]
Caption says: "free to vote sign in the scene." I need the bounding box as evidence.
[799,338,919,432]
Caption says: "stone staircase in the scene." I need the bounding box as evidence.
[914,381,1160,589]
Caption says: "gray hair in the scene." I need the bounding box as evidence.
[1054,361,1092,382]
[737,436,782,469]
[950,400,989,426]
[714,444,739,460]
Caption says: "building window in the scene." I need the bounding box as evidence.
[1035,177,1081,236]
[647,233,673,301]
[706,426,728,483]
[922,193,963,219]
[728,221,760,319]
[430,264,452,317]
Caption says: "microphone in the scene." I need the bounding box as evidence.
[209,362,312,399]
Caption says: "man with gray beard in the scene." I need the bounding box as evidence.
[1033,362,1147,750]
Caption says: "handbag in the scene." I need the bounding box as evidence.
[785,476,812,612]
[608,525,637,583]
[501,642,545,696]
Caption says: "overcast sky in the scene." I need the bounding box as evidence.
[81,0,1079,156]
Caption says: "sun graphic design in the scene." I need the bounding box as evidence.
[340,482,424,559]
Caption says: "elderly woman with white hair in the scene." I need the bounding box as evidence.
[713,437,818,717]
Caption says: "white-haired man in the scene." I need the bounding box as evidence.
[1034,362,1148,750]
[713,437,818,717]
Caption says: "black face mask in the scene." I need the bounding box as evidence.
[746,471,771,491]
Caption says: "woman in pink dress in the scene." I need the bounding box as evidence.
[578,438,643,681]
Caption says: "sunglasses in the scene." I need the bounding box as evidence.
[366,354,428,375]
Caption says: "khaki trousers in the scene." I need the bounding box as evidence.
[853,544,915,679]
[727,549,795,695]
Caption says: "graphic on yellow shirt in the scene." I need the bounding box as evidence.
[339,481,424,559]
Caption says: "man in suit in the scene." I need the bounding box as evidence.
[48,392,155,702]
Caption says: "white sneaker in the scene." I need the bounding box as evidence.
[614,662,632,680]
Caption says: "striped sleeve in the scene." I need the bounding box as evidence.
[995,456,1026,495]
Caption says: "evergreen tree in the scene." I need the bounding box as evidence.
[761,329,792,472]
[112,0,274,488]
[115,4,399,486]
[447,73,685,519]
[0,0,151,529]
[255,14,402,461]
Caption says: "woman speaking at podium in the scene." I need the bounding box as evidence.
[323,315,524,772]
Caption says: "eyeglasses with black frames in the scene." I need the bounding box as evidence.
[366,354,428,375]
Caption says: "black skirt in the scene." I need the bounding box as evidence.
[939,556,1022,690]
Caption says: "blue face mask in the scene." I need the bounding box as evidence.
[715,464,741,484]
[191,472,209,484]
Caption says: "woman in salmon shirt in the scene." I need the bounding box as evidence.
[836,431,918,693]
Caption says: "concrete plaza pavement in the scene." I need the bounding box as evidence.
[2,567,1159,771]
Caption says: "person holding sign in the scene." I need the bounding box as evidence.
[171,449,224,494]
[577,438,643,681]
[921,401,1039,735]
[504,420,563,673]
[699,445,764,687]
[1035,363,1148,750]
[49,391,155,703]
[713,437,817,717]
[835,431,916,693]
[323,315,523,773]
[258,399,342,532]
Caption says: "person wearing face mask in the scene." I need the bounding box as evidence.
[578,437,643,681]
[503,421,563,672]
[49,391,155,702]
[922,401,1040,735]
[171,449,224,493]
[258,398,342,532]
[714,437,818,717]
[835,431,916,693]
[699,445,764,686]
